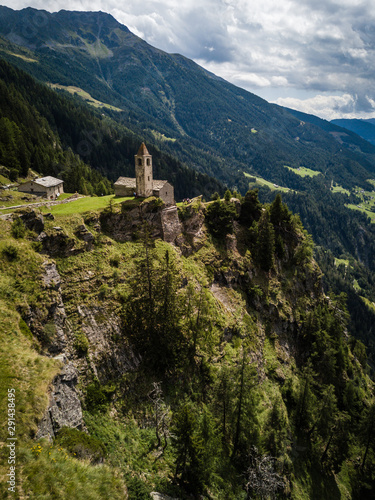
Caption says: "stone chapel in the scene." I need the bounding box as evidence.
[114,143,175,205]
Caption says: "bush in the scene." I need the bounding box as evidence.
[109,255,120,267]
[125,477,151,499]
[40,321,57,345]
[19,318,33,340]
[85,382,115,413]
[11,217,26,238]
[55,427,106,463]
[98,284,109,299]
[2,244,18,261]
[73,332,89,357]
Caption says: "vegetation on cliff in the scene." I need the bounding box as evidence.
[0,192,374,499]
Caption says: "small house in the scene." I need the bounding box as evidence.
[18,176,64,200]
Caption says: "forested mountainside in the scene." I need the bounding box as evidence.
[0,192,374,499]
[0,58,223,199]
[331,119,375,147]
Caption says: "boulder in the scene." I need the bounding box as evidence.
[20,210,44,233]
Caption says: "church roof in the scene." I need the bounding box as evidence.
[114,177,170,192]
[137,142,150,156]
[114,177,136,188]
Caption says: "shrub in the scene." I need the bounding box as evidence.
[2,244,18,261]
[19,318,33,340]
[73,332,89,357]
[31,241,43,252]
[55,427,106,463]
[98,284,109,299]
[40,322,57,345]
[110,255,120,267]
[85,382,115,413]
[125,477,151,499]
[11,217,26,238]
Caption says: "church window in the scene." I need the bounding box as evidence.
[147,159,150,166]
[138,158,142,166]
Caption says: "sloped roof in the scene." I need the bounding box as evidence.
[33,176,63,187]
[114,177,136,188]
[152,180,169,191]
[137,142,150,156]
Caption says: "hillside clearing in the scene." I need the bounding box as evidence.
[244,172,290,192]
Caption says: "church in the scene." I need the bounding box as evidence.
[114,143,175,205]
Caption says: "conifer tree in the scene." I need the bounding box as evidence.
[256,210,275,272]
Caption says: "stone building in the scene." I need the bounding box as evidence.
[18,176,64,200]
[114,143,174,205]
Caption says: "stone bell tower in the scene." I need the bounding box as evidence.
[135,142,153,197]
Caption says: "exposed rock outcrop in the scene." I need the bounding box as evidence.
[100,199,164,241]
[20,209,44,233]
[36,355,85,440]
[42,261,69,354]
[161,205,182,243]
[37,229,77,256]
[77,305,140,383]
[75,224,95,250]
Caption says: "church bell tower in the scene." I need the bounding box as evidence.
[135,143,153,197]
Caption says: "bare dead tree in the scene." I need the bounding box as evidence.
[244,446,284,499]
[148,382,171,455]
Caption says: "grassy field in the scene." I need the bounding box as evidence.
[0,190,39,208]
[244,172,290,192]
[48,84,123,112]
[285,165,322,178]
[40,195,131,216]
[345,180,375,222]
[331,183,351,195]
[334,257,349,268]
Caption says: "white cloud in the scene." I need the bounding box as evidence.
[274,93,375,120]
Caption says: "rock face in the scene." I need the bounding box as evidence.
[37,230,77,256]
[75,224,94,250]
[42,261,69,354]
[20,210,44,233]
[161,206,182,243]
[101,199,164,241]
[77,305,140,383]
[37,356,85,440]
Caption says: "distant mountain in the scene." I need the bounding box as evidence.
[331,118,375,146]
[1,6,375,192]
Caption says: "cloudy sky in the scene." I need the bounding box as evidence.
[2,0,375,120]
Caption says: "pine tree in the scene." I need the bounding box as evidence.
[256,210,275,272]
